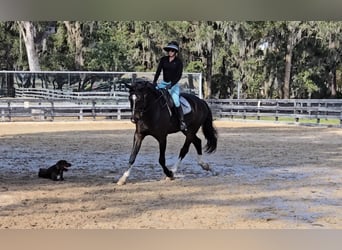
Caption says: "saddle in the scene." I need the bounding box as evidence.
[180,96,191,115]
[159,89,191,115]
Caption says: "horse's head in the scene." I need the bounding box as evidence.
[125,81,157,123]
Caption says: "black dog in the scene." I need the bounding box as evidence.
[38,160,72,181]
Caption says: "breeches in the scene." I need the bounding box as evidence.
[157,81,180,107]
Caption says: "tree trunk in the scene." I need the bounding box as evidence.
[205,51,213,98]
[64,21,84,70]
[264,66,275,98]
[284,52,292,99]
[328,35,337,97]
[283,22,305,99]
[329,67,337,97]
[17,21,41,71]
[284,35,293,99]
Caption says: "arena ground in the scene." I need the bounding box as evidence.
[0,120,341,228]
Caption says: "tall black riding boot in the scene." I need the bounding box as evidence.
[177,106,187,131]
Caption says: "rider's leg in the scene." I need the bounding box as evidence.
[170,85,187,131]
[156,81,169,89]
[177,106,187,131]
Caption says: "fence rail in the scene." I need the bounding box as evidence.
[1,97,342,126]
[207,99,342,126]
[15,87,129,101]
[0,70,202,98]
[0,98,131,121]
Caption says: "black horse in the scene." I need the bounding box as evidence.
[117,81,218,185]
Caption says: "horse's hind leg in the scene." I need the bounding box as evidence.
[158,136,174,179]
[192,135,211,172]
[171,134,213,176]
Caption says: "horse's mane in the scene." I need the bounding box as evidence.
[131,80,160,96]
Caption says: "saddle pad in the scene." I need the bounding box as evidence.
[180,96,191,114]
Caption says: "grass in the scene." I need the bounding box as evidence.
[225,116,341,126]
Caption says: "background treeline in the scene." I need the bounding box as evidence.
[0,21,341,99]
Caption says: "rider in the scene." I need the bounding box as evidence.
[153,41,187,131]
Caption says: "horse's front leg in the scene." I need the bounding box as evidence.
[117,131,145,185]
[158,136,174,179]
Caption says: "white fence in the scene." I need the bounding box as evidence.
[0,70,202,121]
[0,98,131,121]
[15,88,129,102]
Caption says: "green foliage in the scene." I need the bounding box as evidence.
[0,22,25,70]
[84,22,135,71]
[1,21,341,99]
[292,70,319,98]
[185,60,204,73]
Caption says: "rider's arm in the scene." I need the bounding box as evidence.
[171,58,183,87]
[153,58,163,84]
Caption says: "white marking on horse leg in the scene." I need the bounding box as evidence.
[197,155,211,171]
[171,158,182,174]
[117,164,133,185]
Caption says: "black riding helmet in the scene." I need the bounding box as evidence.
[163,41,179,52]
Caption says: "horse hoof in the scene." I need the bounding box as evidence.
[210,169,218,176]
[165,176,175,181]
[201,163,211,171]
[117,178,126,185]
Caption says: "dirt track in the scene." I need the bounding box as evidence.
[0,120,341,228]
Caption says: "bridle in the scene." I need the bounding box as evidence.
[129,88,170,123]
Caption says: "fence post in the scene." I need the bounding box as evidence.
[317,102,321,124]
[257,100,261,120]
[7,101,11,122]
[1,109,5,122]
[92,100,96,120]
[230,100,234,119]
[294,100,299,123]
[243,102,246,119]
[117,108,121,120]
[50,101,55,121]
[79,108,83,120]
[275,100,279,121]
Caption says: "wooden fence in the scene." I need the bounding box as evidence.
[207,99,342,126]
[0,98,131,121]
[0,88,131,121]
[15,87,129,101]
[1,97,342,126]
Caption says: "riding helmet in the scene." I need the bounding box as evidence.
[163,41,179,52]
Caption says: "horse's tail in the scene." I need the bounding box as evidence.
[202,102,218,153]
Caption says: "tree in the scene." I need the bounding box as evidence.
[316,21,342,97]
[84,21,134,71]
[1,21,341,99]
[17,21,41,71]
[63,21,85,70]
[281,21,318,99]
